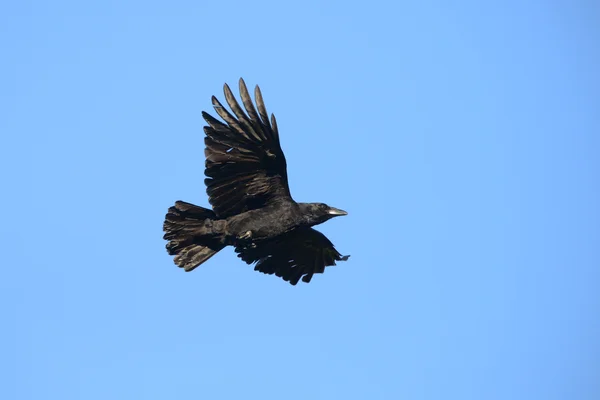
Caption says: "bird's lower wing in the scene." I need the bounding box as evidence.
[235,228,349,285]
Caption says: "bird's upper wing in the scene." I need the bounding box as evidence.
[235,227,349,285]
[203,78,291,218]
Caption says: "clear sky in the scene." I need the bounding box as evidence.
[1,1,598,399]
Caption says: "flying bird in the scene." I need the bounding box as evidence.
[163,78,349,285]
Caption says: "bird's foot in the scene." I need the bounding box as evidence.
[238,230,253,240]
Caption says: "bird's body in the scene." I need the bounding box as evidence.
[226,200,301,241]
[163,79,348,285]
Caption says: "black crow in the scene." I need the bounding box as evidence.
[163,78,349,285]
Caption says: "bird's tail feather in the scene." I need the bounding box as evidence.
[163,201,225,272]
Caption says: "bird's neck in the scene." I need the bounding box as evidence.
[295,204,322,227]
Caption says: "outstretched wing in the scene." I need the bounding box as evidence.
[235,228,350,285]
[203,78,291,218]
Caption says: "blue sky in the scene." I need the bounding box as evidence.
[1,1,598,399]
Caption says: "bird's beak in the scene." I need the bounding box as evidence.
[327,207,348,216]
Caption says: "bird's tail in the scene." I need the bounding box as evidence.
[163,201,226,272]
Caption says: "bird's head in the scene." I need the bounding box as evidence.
[298,202,348,226]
